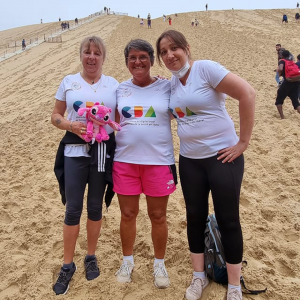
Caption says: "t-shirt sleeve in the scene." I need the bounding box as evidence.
[198,60,230,89]
[112,77,119,88]
[55,77,67,101]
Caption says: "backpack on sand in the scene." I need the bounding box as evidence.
[282,59,300,82]
[204,214,267,295]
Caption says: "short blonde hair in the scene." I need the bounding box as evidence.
[79,36,106,60]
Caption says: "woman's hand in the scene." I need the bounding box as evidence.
[215,73,255,162]
[157,74,169,80]
[217,141,248,163]
[51,100,87,139]
[71,121,87,138]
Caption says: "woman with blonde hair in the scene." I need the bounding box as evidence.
[51,36,118,295]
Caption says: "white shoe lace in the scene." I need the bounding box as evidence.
[185,275,209,300]
[115,262,133,277]
[153,263,169,278]
[188,277,205,296]
[227,288,242,300]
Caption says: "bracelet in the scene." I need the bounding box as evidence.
[69,121,73,132]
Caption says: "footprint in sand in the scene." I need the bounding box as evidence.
[0,283,19,298]
[285,233,299,242]
[122,283,152,300]
[166,251,186,265]
[3,202,21,213]
[275,259,296,277]
[52,240,63,252]
[261,208,276,222]
[0,210,12,224]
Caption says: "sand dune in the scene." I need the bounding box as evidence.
[0,9,299,300]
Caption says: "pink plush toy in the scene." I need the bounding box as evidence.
[78,103,121,143]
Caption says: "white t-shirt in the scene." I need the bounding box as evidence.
[169,60,238,159]
[55,72,118,157]
[114,78,175,165]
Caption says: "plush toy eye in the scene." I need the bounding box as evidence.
[91,107,98,115]
[103,113,110,122]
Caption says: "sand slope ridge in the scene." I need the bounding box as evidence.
[0,9,299,300]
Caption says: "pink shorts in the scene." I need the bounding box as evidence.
[113,162,177,197]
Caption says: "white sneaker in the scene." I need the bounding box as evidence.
[115,260,134,283]
[185,275,209,300]
[227,287,242,300]
[153,262,170,289]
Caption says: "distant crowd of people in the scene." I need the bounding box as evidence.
[191,18,199,26]
[276,3,300,118]
[274,43,300,119]
[103,7,111,14]
[282,12,300,23]
[138,13,174,27]
[61,22,70,30]
[20,15,85,53]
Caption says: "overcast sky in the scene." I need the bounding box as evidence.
[0,0,298,31]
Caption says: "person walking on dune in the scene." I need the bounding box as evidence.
[275,50,300,119]
[282,14,288,24]
[22,39,26,50]
[147,13,152,29]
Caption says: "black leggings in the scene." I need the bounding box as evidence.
[64,156,106,225]
[179,154,244,264]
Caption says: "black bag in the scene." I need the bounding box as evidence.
[204,214,267,295]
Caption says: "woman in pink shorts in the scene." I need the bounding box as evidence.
[113,39,176,289]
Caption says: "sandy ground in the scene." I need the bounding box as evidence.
[0,8,299,300]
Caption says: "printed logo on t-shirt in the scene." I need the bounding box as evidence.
[71,82,81,90]
[73,101,105,112]
[121,106,156,118]
[169,107,197,118]
[121,88,132,97]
